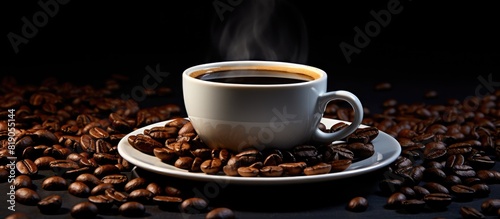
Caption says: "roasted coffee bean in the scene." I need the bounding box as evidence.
[90,183,114,196]
[167,141,191,156]
[66,153,84,163]
[423,167,447,183]
[401,199,426,213]
[124,177,148,193]
[447,142,473,155]
[399,186,416,199]
[237,166,260,177]
[394,166,424,186]
[105,188,128,205]
[0,168,8,182]
[144,126,177,140]
[88,126,109,139]
[128,188,154,204]
[452,165,477,178]
[200,158,223,174]
[79,157,99,169]
[93,164,120,179]
[37,194,63,214]
[181,197,209,213]
[480,198,500,215]
[154,195,183,211]
[75,173,101,188]
[101,174,128,189]
[260,165,284,177]
[476,170,499,184]
[41,175,68,190]
[386,192,406,209]
[423,146,447,161]
[346,196,368,212]
[451,184,476,201]
[61,124,80,135]
[235,149,262,166]
[206,207,236,219]
[468,155,495,170]
[412,186,431,199]
[70,201,98,219]
[119,201,146,217]
[153,147,177,162]
[214,148,233,164]
[303,162,331,175]
[129,134,163,155]
[63,167,92,180]
[222,158,241,176]
[80,134,96,153]
[34,156,56,169]
[4,212,31,219]
[445,154,465,169]
[13,174,33,189]
[471,183,490,197]
[423,182,449,194]
[346,127,379,143]
[423,193,452,210]
[443,175,462,188]
[320,143,354,161]
[146,182,163,196]
[68,181,91,198]
[346,142,375,160]
[16,159,38,175]
[190,148,212,160]
[262,153,283,166]
[329,159,352,172]
[278,162,306,176]
[93,152,119,164]
[425,160,444,169]
[49,159,79,172]
[88,194,114,212]
[15,187,41,205]
[293,145,321,165]
[164,186,182,197]
[174,156,194,170]
[391,156,413,170]
[459,206,485,219]
[190,157,203,172]
[57,135,80,151]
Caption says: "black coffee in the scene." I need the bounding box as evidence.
[195,69,314,85]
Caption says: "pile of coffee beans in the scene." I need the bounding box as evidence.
[324,86,500,217]
[1,74,500,218]
[0,76,234,218]
[127,117,378,177]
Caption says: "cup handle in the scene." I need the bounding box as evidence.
[312,90,363,143]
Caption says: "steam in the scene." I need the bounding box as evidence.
[213,0,308,63]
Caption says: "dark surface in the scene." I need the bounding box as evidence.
[2,1,500,218]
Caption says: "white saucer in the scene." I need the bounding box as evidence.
[117,118,401,185]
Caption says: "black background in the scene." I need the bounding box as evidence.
[2,1,500,219]
[2,0,499,83]
[3,0,499,112]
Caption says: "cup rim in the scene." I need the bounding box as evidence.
[182,60,326,88]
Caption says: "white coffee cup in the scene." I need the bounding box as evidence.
[182,60,363,152]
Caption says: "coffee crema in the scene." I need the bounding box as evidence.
[193,69,318,85]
